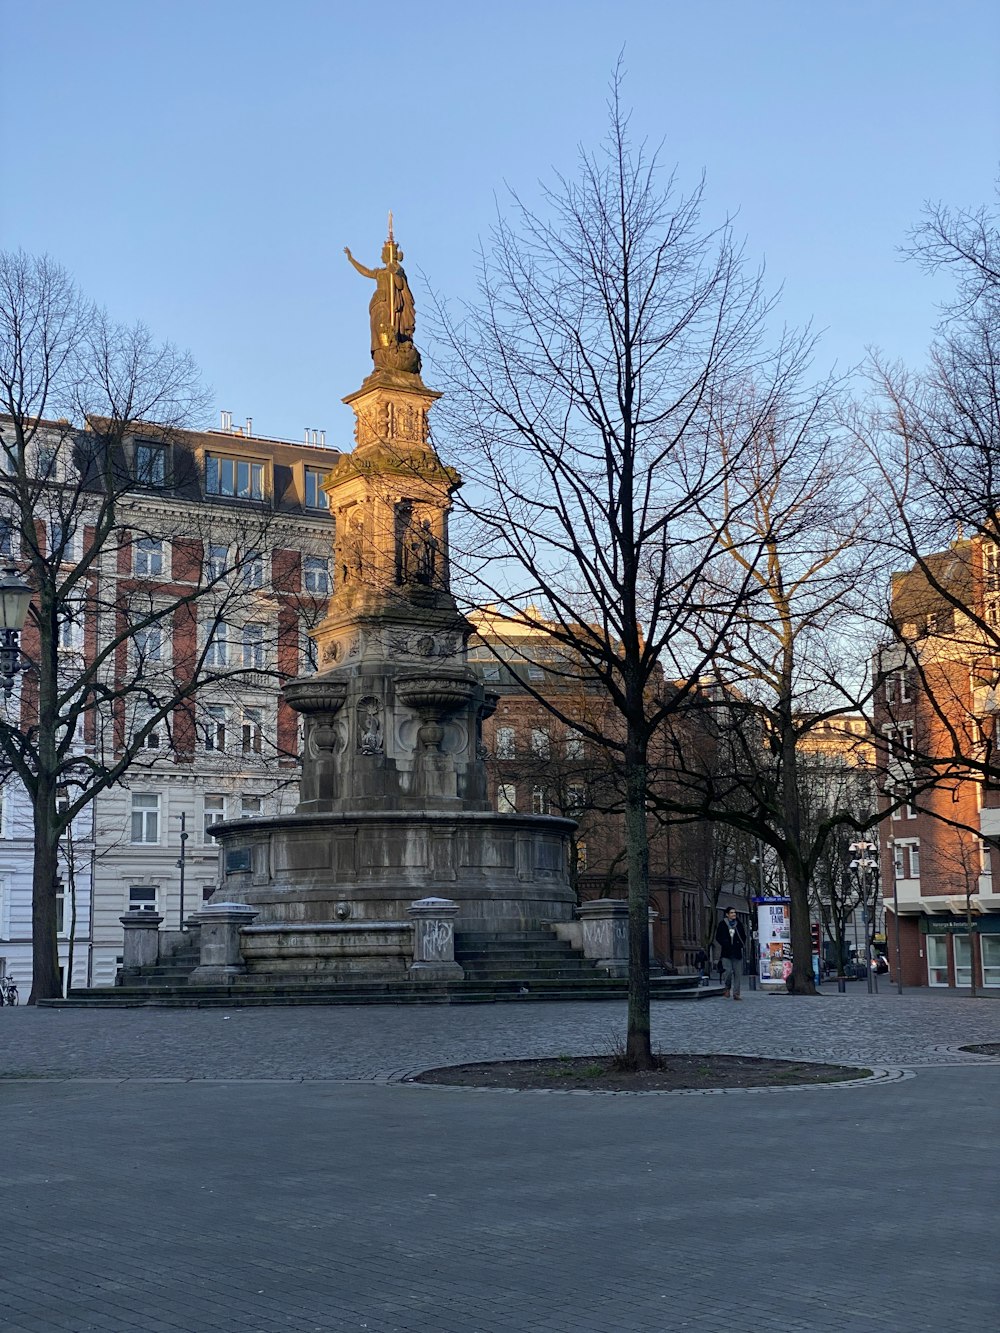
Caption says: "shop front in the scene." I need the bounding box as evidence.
[920,914,1000,989]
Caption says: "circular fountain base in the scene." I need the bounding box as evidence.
[209,809,576,977]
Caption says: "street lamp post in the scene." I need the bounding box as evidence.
[174,811,188,930]
[849,840,879,995]
[0,565,33,695]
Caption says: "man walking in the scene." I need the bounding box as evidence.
[715,908,748,1000]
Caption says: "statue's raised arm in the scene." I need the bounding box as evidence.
[344,247,378,281]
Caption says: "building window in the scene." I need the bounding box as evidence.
[134,707,163,750]
[482,664,501,682]
[566,784,585,812]
[926,934,949,986]
[0,518,14,557]
[304,556,330,595]
[576,841,588,872]
[497,783,517,814]
[982,935,1000,988]
[242,622,265,668]
[55,878,67,935]
[57,600,83,651]
[981,841,993,877]
[530,728,550,759]
[301,627,318,673]
[242,707,263,756]
[240,795,262,818]
[135,442,167,486]
[304,468,329,510]
[203,705,229,752]
[205,454,265,500]
[531,785,549,815]
[564,730,585,760]
[134,537,164,577]
[527,664,544,681]
[205,543,229,582]
[894,841,919,879]
[128,884,159,913]
[48,520,76,562]
[885,670,911,705]
[130,793,160,844]
[35,442,58,478]
[886,723,914,758]
[240,549,264,590]
[205,622,229,667]
[495,727,515,759]
[134,623,163,665]
[204,794,226,836]
[984,542,999,592]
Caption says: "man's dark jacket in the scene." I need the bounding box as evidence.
[715,918,747,960]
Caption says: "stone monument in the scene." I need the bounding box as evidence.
[207,225,576,980]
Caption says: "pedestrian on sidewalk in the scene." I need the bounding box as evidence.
[715,908,748,1000]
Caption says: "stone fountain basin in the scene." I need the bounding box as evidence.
[208,808,577,933]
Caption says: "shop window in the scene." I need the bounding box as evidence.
[926,934,949,986]
[981,935,1000,988]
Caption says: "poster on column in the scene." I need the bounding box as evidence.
[754,897,791,987]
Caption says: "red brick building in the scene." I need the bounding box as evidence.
[877,538,1000,988]
[467,610,712,971]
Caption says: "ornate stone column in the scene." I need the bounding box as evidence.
[189,903,258,984]
[407,897,464,980]
[284,678,348,810]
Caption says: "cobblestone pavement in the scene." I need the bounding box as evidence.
[1,987,999,1083]
[1,991,998,1332]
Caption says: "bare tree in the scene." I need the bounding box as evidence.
[433,78,814,1063]
[0,251,309,1001]
[662,391,883,993]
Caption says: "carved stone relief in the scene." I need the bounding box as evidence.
[358,696,384,755]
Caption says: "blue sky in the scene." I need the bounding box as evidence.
[4,0,998,444]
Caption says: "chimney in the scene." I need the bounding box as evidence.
[245,417,253,437]
[304,428,310,443]
[320,430,326,446]
[221,410,233,432]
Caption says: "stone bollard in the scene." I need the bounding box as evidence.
[407,897,464,980]
[119,911,164,974]
[577,899,630,976]
[188,903,258,984]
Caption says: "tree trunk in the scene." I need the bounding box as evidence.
[29,803,61,1004]
[785,858,818,996]
[624,737,654,1068]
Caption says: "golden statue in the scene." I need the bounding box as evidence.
[345,214,422,376]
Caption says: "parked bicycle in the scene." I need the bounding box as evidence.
[1,974,18,1005]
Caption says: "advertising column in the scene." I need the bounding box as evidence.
[754,896,791,989]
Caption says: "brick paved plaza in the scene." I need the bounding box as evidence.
[1,989,998,1331]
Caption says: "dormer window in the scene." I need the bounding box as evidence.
[206,453,266,501]
[304,468,329,510]
[135,440,167,486]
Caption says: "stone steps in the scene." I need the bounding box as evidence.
[42,976,721,1008]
